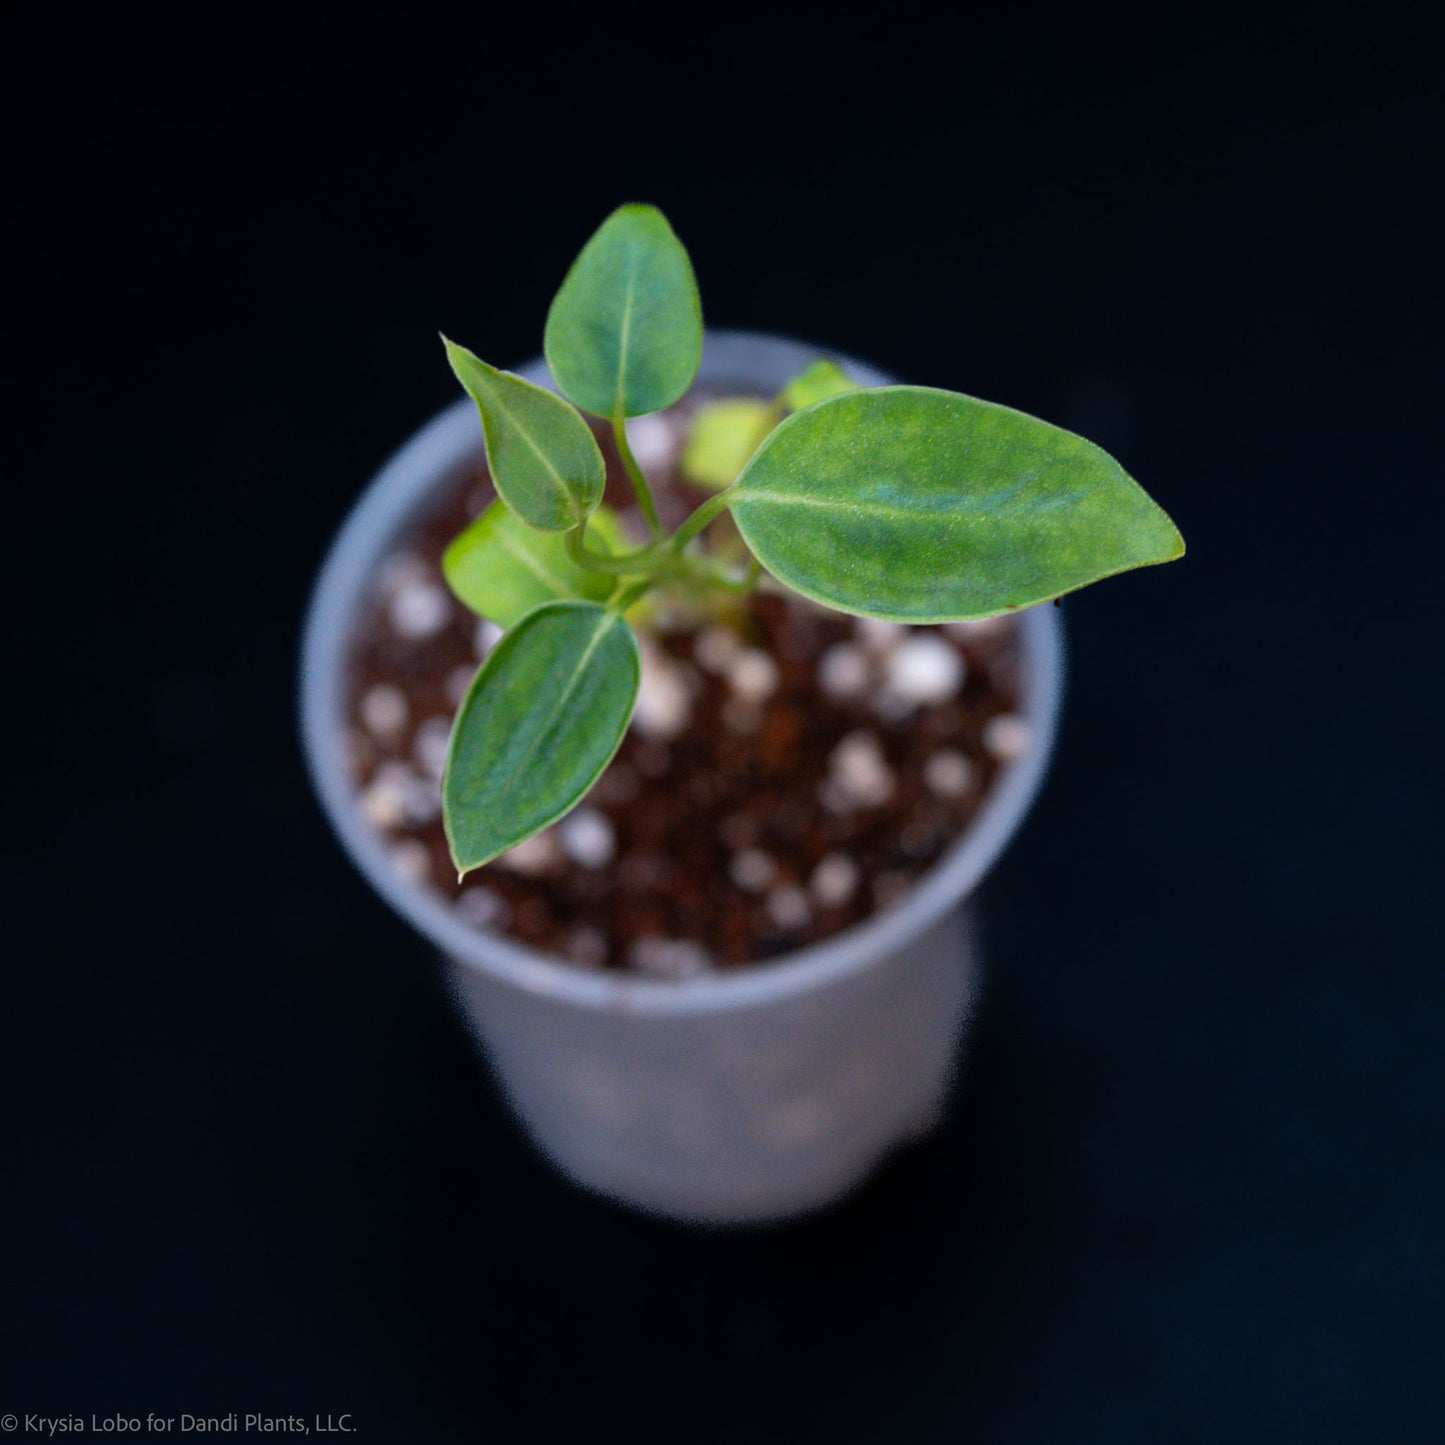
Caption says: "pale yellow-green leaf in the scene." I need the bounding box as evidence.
[442,502,630,626]
[679,398,778,491]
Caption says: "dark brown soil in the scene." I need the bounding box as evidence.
[343,391,1028,976]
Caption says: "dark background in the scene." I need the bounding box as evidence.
[8,7,1443,1440]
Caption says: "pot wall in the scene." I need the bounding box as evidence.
[301,332,1064,1226]
[447,909,973,1223]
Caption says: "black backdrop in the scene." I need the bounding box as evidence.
[9,8,1444,1441]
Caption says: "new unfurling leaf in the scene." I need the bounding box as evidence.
[443,501,630,627]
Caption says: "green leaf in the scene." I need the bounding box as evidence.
[443,601,640,876]
[679,398,777,491]
[729,386,1184,622]
[543,204,703,419]
[443,338,604,531]
[442,501,630,627]
[779,359,857,412]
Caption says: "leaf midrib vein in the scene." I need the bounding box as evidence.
[496,531,576,597]
[491,388,579,519]
[738,491,944,522]
[493,611,619,810]
[613,243,639,416]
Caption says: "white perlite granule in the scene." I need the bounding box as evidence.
[694,625,741,673]
[631,649,691,739]
[729,848,777,893]
[390,581,451,639]
[856,616,906,653]
[827,730,895,809]
[924,749,977,798]
[399,770,441,825]
[727,648,779,704]
[983,713,1031,761]
[558,809,616,869]
[496,830,561,876]
[360,684,408,738]
[818,642,870,699]
[624,414,675,470]
[474,617,503,659]
[629,937,714,980]
[359,761,428,829]
[767,884,812,931]
[809,852,860,908]
[412,716,453,780]
[455,886,509,929]
[884,634,965,705]
[359,774,405,830]
[377,554,431,595]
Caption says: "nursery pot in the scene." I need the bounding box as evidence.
[300,331,1065,1226]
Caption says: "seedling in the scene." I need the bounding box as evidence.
[439,204,1183,877]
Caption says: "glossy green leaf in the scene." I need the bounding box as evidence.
[779,359,857,412]
[729,386,1184,622]
[444,338,604,531]
[443,601,640,876]
[442,501,630,626]
[679,398,777,491]
[543,204,703,418]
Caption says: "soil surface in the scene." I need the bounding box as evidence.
[343,391,1028,976]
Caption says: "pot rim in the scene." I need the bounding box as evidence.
[299,329,1065,1017]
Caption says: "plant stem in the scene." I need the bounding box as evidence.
[695,552,762,594]
[609,577,655,615]
[671,485,738,553]
[566,477,755,599]
[564,523,668,576]
[613,413,664,537]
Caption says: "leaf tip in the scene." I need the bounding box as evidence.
[613,200,665,225]
[442,334,496,382]
[1150,506,1186,564]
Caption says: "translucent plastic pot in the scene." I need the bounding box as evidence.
[300,331,1065,1226]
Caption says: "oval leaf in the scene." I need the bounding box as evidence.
[443,601,640,876]
[444,337,604,531]
[730,386,1184,622]
[442,501,630,627]
[543,204,702,418]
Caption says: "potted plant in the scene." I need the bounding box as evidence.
[300,205,1182,1225]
